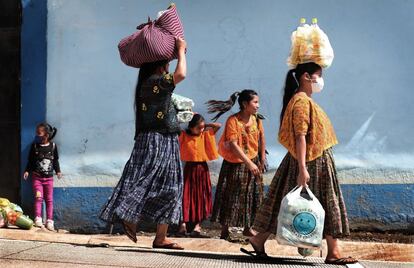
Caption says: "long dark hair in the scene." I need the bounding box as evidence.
[280,62,322,126]
[206,89,258,121]
[186,113,205,135]
[134,59,169,111]
[37,122,57,141]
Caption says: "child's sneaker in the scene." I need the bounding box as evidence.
[45,219,55,231]
[34,217,43,228]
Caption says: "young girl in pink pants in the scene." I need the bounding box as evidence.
[24,123,62,231]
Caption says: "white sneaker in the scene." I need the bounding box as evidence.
[34,217,43,227]
[45,219,55,231]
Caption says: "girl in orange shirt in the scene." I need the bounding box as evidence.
[178,114,221,237]
[207,90,266,240]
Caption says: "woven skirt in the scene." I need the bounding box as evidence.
[182,162,212,223]
[99,132,183,225]
[211,157,264,227]
[253,148,350,238]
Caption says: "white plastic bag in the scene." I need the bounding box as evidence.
[276,186,325,249]
[171,93,194,110]
[176,111,194,123]
[171,93,194,123]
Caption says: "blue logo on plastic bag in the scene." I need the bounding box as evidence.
[293,212,316,235]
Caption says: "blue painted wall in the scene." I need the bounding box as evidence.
[341,184,414,231]
[20,0,414,233]
[53,187,113,233]
[53,185,414,233]
[20,0,47,215]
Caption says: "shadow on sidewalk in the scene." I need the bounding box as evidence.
[115,248,317,266]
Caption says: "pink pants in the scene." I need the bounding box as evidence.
[32,175,54,220]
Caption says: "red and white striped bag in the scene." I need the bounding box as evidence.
[118,4,185,68]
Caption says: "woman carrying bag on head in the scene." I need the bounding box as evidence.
[100,37,187,250]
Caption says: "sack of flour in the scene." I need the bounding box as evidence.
[276,186,325,249]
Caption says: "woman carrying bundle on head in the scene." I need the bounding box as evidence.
[100,37,187,250]
[207,90,266,240]
[244,63,357,265]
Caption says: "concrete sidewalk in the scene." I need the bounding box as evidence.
[0,227,413,267]
[1,239,413,268]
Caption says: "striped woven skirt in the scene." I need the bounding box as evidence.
[99,132,183,225]
[211,157,264,227]
[253,148,350,238]
[182,162,212,223]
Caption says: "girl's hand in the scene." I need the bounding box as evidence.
[23,172,29,180]
[57,172,63,179]
[176,37,186,52]
[297,167,310,187]
[247,160,261,177]
[206,122,222,133]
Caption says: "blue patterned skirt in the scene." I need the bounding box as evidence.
[100,132,183,224]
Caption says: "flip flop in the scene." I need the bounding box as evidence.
[175,231,187,237]
[220,232,230,240]
[190,231,210,238]
[121,220,137,243]
[325,256,358,265]
[240,238,269,259]
[240,247,269,259]
[152,243,184,250]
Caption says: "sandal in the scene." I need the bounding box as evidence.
[220,231,230,240]
[121,220,137,243]
[325,256,358,265]
[175,230,187,237]
[190,231,210,238]
[240,248,268,259]
[152,243,184,250]
[240,238,268,259]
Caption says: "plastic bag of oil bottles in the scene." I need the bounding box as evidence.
[287,18,334,69]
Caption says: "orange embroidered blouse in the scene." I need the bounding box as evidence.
[218,114,264,163]
[179,128,219,162]
[278,93,338,162]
